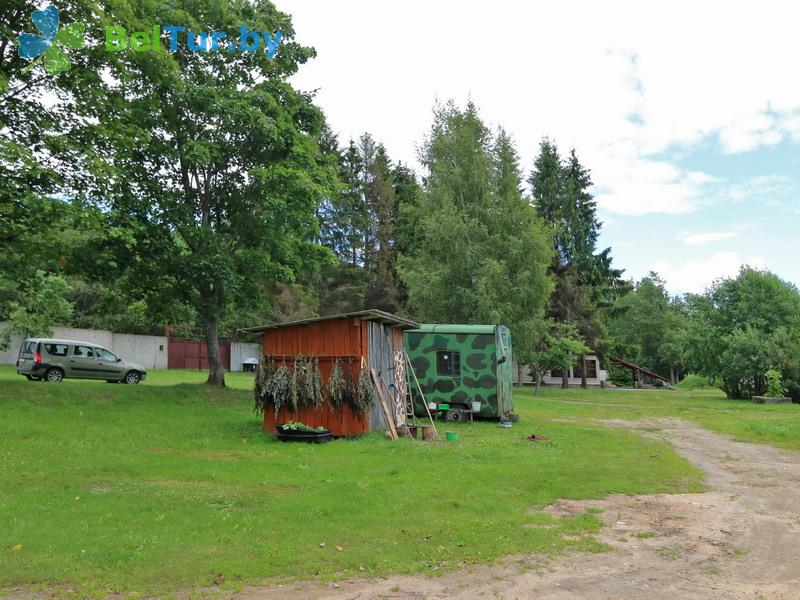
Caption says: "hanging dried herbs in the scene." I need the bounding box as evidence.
[289,355,302,412]
[253,354,276,414]
[288,355,323,411]
[328,358,346,408]
[344,358,358,408]
[355,367,375,417]
[254,354,357,417]
[310,357,324,409]
[270,363,292,418]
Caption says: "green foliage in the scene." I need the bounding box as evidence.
[609,272,688,381]
[764,369,787,398]
[683,267,800,399]
[676,374,715,391]
[531,143,599,273]
[0,271,74,350]
[529,140,625,381]
[54,0,335,385]
[527,321,590,392]
[399,102,553,359]
[281,421,327,432]
[315,131,421,315]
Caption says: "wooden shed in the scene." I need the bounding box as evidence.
[240,310,419,437]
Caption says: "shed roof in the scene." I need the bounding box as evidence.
[408,324,498,334]
[239,309,419,333]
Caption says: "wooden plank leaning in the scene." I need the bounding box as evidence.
[370,368,398,440]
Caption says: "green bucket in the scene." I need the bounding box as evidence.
[445,431,459,442]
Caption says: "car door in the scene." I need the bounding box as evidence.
[16,340,38,374]
[70,344,99,379]
[94,347,125,380]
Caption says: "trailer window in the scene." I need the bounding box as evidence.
[436,351,461,377]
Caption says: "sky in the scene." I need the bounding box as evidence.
[277,0,800,295]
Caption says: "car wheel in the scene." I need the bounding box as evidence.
[45,368,65,383]
[25,375,33,381]
[445,407,468,422]
[124,371,141,385]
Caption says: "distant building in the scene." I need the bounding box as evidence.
[514,354,609,387]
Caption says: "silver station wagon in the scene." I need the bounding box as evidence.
[16,338,147,384]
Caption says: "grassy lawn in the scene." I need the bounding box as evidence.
[514,386,800,451]
[6,365,791,598]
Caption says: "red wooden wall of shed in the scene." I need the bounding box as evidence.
[261,317,371,436]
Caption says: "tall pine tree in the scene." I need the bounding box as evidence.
[529,140,624,387]
[399,101,553,350]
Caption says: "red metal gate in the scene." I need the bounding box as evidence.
[167,339,231,370]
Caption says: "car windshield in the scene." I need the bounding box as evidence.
[95,348,118,362]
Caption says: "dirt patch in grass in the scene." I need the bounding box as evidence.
[234,419,800,600]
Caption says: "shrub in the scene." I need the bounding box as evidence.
[765,369,787,398]
[677,374,714,391]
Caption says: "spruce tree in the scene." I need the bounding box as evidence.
[529,141,624,387]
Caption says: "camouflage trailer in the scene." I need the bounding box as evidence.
[405,324,513,421]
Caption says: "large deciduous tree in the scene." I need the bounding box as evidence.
[78,0,334,385]
[608,272,688,383]
[1,0,105,333]
[683,267,800,399]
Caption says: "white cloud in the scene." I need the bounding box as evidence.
[681,231,737,246]
[282,0,800,216]
[651,252,768,294]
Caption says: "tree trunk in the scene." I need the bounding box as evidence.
[579,353,587,389]
[203,316,226,387]
[670,365,676,385]
[516,363,524,387]
[535,374,541,396]
[561,371,568,389]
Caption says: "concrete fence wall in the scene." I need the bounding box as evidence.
[0,322,262,372]
[0,323,168,369]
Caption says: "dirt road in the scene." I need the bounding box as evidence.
[240,419,800,600]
